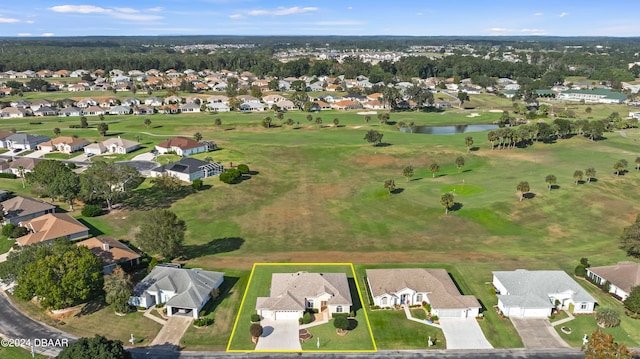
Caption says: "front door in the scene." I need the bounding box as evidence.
[401,294,409,305]
[321,301,328,311]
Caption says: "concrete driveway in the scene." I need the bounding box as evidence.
[132,152,156,161]
[255,319,301,351]
[440,317,493,349]
[149,316,192,350]
[23,149,48,158]
[510,318,570,349]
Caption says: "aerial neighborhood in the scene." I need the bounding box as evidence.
[1,33,640,359]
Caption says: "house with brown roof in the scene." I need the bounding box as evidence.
[16,213,90,246]
[38,136,90,154]
[366,268,481,318]
[587,262,640,300]
[155,136,208,156]
[256,271,352,321]
[84,137,141,156]
[76,236,141,274]
[331,100,362,110]
[8,157,42,177]
[1,196,56,225]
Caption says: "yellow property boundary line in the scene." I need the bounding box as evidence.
[226,262,378,352]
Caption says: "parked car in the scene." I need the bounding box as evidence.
[12,148,21,153]
[86,153,94,157]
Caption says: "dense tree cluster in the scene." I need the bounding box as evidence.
[57,335,131,359]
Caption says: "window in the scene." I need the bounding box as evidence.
[416,294,423,302]
[580,303,587,310]
[381,297,387,305]
[307,299,314,308]
[336,306,343,313]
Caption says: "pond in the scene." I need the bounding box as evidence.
[401,124,504,135]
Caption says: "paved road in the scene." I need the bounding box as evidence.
[129,348,586,359]
[0,291,77,357]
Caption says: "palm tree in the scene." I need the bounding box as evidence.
[428,162,440,178]
[144,118,152,128]
[465,136,474,152]
[204,156,213,163]
[402,165,414,182]
[635,157,640,171]
[194,132,203,142]
[364,115,371,123]
[440,193,454,214]
[315,117,323,128]
[545,174,557,191]
[384,179,396,194]
[18,165,25,188]
[306,114,313,122]
[455,156,465,173]
[214,118,222,126]
[408,121,417,133]
[585,168,596,183]
[53,127,61,137]
[573,170,583,185]
[333,118,339,127]
[516,181,530,201]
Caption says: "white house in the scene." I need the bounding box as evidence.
[256,271,352,321]
[587,262,640,301]
[155,136,207,156]
[366,268,481,318]
[37,136,90,154]
[150,158,223,182]
[128,265,224,319]
[493,270,596,318]
[84,137,141,155]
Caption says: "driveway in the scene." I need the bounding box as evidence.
[131,152,156,161]
[439,317,493,349]
[510,318,570,349]
[23,149,48,158]
[255,318,301,351]
[69,153,90,162]
[149,316,192,350]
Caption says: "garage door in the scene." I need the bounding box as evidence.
[275,311,300,320]
[438,309,463,318]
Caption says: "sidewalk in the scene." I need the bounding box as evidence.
[550,311,575,327]
[403,305,441,328]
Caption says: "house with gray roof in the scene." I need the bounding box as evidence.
[492,269,596,318]
[150,158,223,183]
[587,261,640,301]
[557,89,627,104]
[3,133,50,150]
[256,271,352,321]
[366,268,481,318]
[1,196,56,225]
[128,265,224,319]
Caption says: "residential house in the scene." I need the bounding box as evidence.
[84,137,141,155]
[37,136,89,154]
[67,83,88,92]
[76,236,141,274]
[310,101,331,111]
[4,133,50,150]
[587,262,640,301]
[133,105,154,115]
[0,130,14,148]
[8,158,42,177]
[263,94,286,105]
[128,265,225,319]
[108,105,132,115]
[492,269,596,318]
[179,103,201,113]
[58,107,83,117]
[239,102,267,112]
[10,100,32,109]
[363,100,385,110]
[16,213,90,246]
[557,89,627,104]
[366,269,480,318]
[76,98,98,108]
[206,95,229,104]
[33,106,58,117]
[256,271,352,320]
[206,103,231,112]
[331,100,362,110]
[274,100,296,111]
[163,95,182,105]
[82,105,106,116]
[1,107,29,118]
[144,96,163,107]
[236,95,261,103]
[155,136,208,156]
[99,98,118,108]
[150,158,223,182]
[1,196,56,225]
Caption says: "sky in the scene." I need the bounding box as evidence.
[0,1,638,37]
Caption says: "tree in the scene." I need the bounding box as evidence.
[455,156,465,173]
[250,85,262,99]
[402,165,414,182]
[53,127,61,137]
[26,160,77,202]
[214,118,222,126]
[9,239,103,310]
[80,161,140,210]
[315,117,323,127]
[262,117,272,128]
[97,122,109,136]
[620,214,640,258]
[135,209,186,260]
[237,164,250,174]
[98,113,105,122]
[51,169,81,211]
[516,181,530,201]
[428,162,440,178]
[57,335,131,359]
[545,174,557,191]
[573,170,584,185]
[636,157,640,171]
[457,91,469,106]
[250,323,263,342]
[583,330,636,359]
[17,165,25,188]
[226,76,239,97]
[586,168,596,183]
[333,118,340,127]
[440,193,454,214]
[220,168,241,184]
[334,315,349,331]
[103,266,133,314]
[150,173,184,192]
[144,118,152,128]
[80,116,89,128]
[596,308,621,328]
[614,160,627,176]
[624,286,640,314]
[384,179,396,194]
[465,136,474,153]
[586,106,592,115]
[193,132,203,142]
[363,130,383,146]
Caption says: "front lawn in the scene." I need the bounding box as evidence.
[300,316,376,351]
[43,152,74,160]
[365,309,445,349]
[0,236,15,254]
[0,346,47,359]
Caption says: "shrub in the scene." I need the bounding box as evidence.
[0,173,17,179]
[66,163,77,170]
[250,323,263,338]
[81,204,103,217]
[29,121,43,125]
[430,315,439,322]
[194,317,214,327]
[219,168,241,184]
[574,264,587,277]
[11,226,28,238]
[192,178,203,190]
[349,310,355,318]
[624,286,640,314]
[602,281,611,293]
[2,223,16,237]
[423,303,432,312]
[237,164,250,174]
[333,315,349,330]
[371,305,380,310]
[302,311,313,324]
[155,303,164,308]
[298,317,303,325]
[596,308,621,328]
[68,124,82,128]
[250,313,260,322]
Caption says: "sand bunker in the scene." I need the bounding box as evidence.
[466,113,480,117]
[357,111,378,115]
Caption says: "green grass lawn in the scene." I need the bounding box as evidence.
[0,236,15,254]
[43,152,75,160]
[365,309,445,349]
[0,346,47,359]
[227,264,375,351]
[410,308,428,320]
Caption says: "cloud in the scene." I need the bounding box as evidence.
[41,33,55,37]
[148,7,164,12]
[49,4,162,21]
[237,6,318,17]
[520,28,547,35]
[17,33,32,36]
[229,14,244,19]
[25,20,35,24]
[487,27,516,35]
[416,12,423,16]
[533,12,543,16]
[559,12,568,18]
[314,20,364,26]
[347,6,353,10]
[487,27,546,36]
[0,17,21,23]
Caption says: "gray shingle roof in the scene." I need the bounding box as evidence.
[493,270,596,309]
